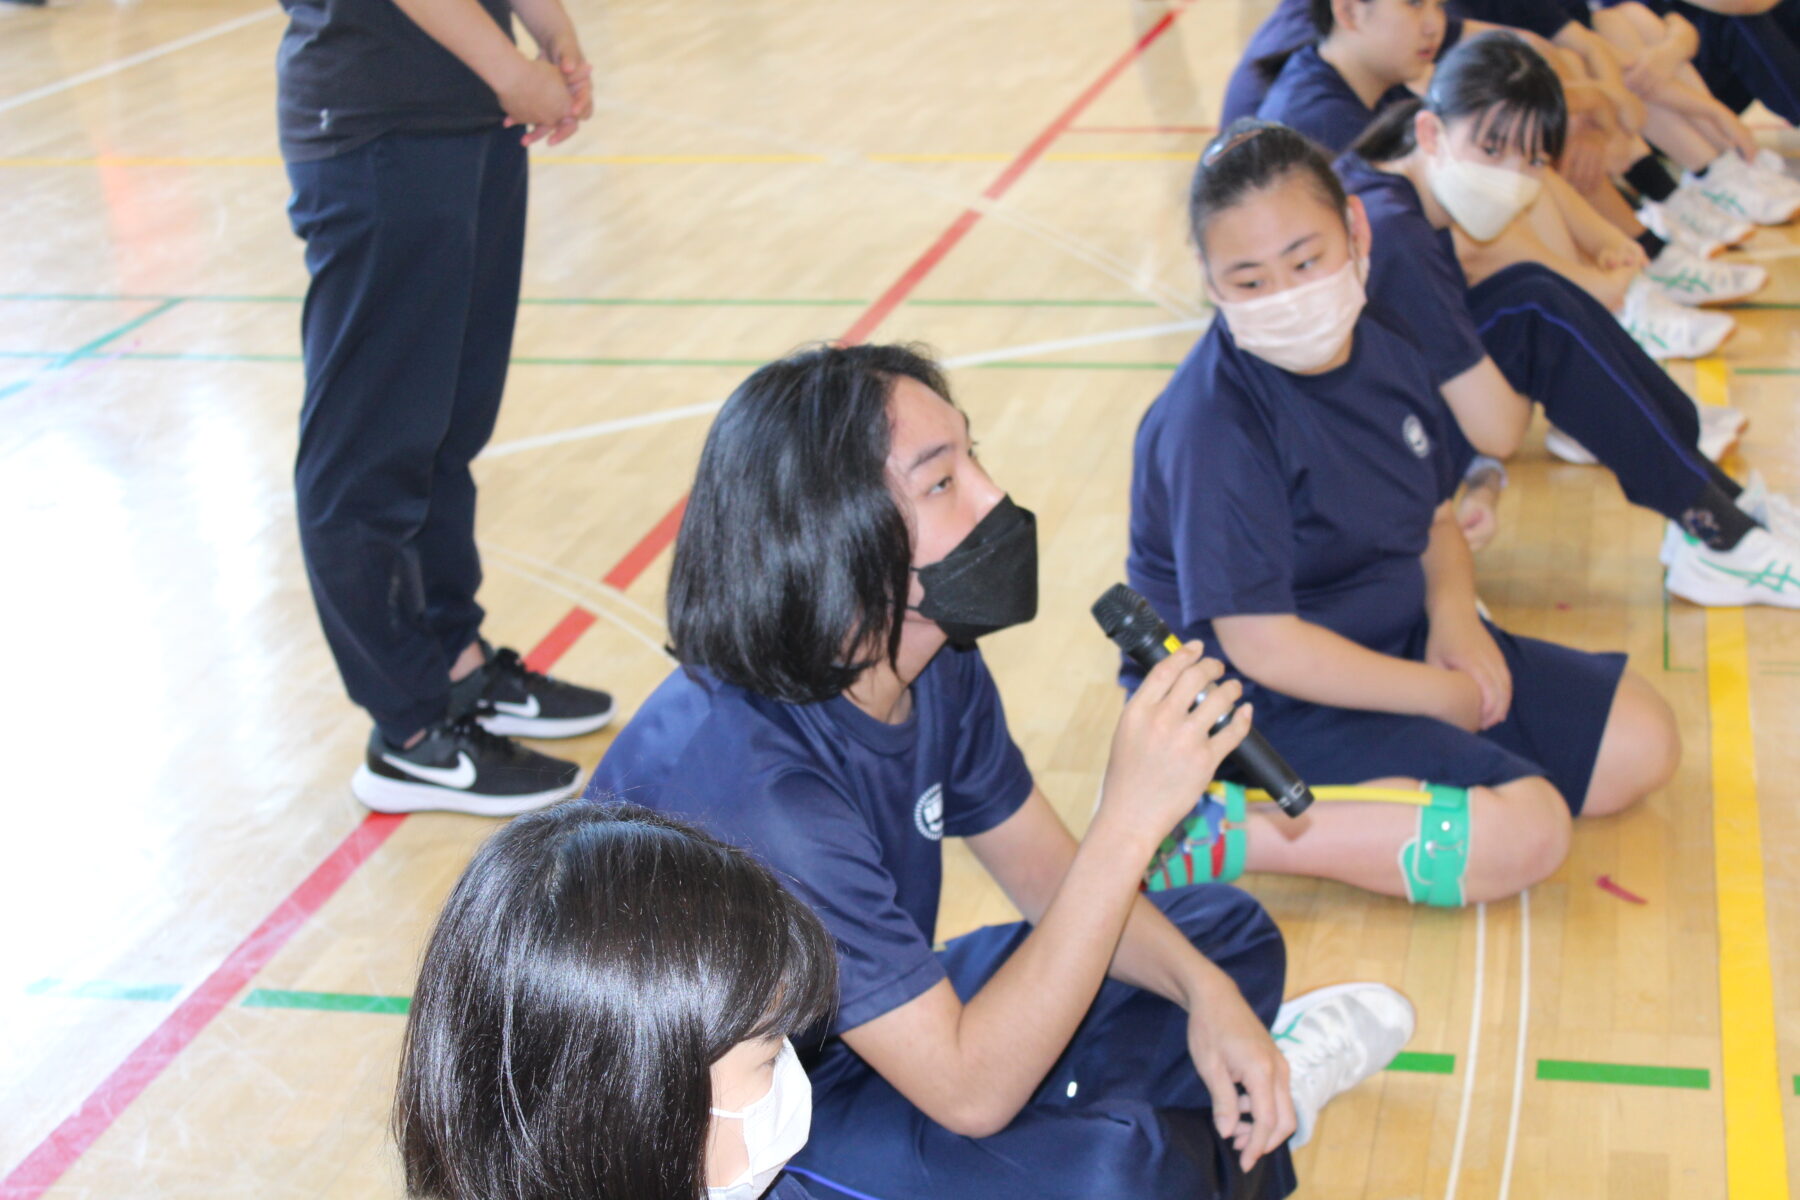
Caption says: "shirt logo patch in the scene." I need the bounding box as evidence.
[1403,414,1431,458]
[914,783,945,841]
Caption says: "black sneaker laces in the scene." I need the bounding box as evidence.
[445,710,521,756]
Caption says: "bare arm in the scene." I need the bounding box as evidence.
[1213,613,1480,729]
[1420,501,1512,726]
[1439,356,1532,459]
[840,648,1252,1139]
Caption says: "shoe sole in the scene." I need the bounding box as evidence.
[1651,278,1766,307]
[476,704,616,739]
[351,766,581,816]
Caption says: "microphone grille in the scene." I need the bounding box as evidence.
[1091,583,1154,641]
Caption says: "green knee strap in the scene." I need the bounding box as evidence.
[1143,783,1248,892]
[1398,783,1472,907]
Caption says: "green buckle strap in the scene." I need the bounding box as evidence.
[1143,782,1248,891]
[1398,783,1472,907]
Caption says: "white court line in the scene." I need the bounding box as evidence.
[0,8,280,117]
[479,540,669,631]
[1443,901,1487,1200]
[478,318,1209,459]
[940,317,1209,367]
[1497,889,1531,1200]
[483,558,675,663]
[480,399,725,460]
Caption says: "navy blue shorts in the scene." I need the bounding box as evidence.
[1251,620,1625,816]
[790,885,1297,1200]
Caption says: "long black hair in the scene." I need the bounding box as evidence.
[395,802,838,1200]
[1352,30,1566,164]
[1251,0,1364,84]
[668,343,956,704]
[1189,118,1350,254]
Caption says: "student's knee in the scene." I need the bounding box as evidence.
[1465,778,1572,901]
[1585,670,1681,816]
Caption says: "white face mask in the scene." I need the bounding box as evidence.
[1428,148,1541,241]
[706,1039,811,1200]
[1214,255,1368,374]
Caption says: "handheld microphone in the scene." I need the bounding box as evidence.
[1092,583,1313,818]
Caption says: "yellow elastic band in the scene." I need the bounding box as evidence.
[1208,783,1433,806]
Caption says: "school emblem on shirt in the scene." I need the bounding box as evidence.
[914,783,945,841]
[1402,414,1431,458]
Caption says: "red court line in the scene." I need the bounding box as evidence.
[1,15,1187,1193]
[1,814,405,1200]
[607,8,1186,596]
[1,627,578,1199]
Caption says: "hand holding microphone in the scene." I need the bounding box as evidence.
[1092,584,1314,818]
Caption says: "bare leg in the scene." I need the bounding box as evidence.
[1241,775,1572,903]
[1579,668,1680,816]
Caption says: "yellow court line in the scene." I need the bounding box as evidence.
[0,150,1197,169]
[1696,356,1790,1199]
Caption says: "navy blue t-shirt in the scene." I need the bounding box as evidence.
[583,648,1033,1051]
[276,0,513,162]
[1222,0,1463,124]
[1257,44,1417,153]
[1126,314,1461,693]
[1447,0,1590,36]
[1337,153,1489,386]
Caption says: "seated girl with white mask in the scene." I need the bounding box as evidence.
[1255,0,1745,360]
[1125,121,1681,906]
[1340,32,1800,609]
[394,801,835,1200]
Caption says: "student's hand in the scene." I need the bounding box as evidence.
[1596,233,1649,273]
[496,55,575,132]
[1457,481,1502,553]
[519,29,593,146]
[1098,643,1253,844]
[1559,124,1613,194]
[1186,982,1296,1174]
[1427,614,1512,729]
[1622,37,1688,93]
[1433,669,1485,732]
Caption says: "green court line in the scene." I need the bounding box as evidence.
[1661,587,1697,674]
[0,298,184,399]
[241,988,411,1015]
[0,292,1167,309]
[1536,1059,1710,1089]
[1735,367,1800,376]
[1388,1051,1456,1074]
[25,978,181,1002]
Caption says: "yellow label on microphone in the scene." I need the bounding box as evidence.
[1163,634,1183,655]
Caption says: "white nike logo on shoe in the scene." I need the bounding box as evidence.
[380,751,477,789]
[492,695,541,719]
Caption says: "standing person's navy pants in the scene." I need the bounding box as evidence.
[1666,0,1800,122]
[1467,263,1738,522]
[285,126,527,744]
[789,885,1299,1200]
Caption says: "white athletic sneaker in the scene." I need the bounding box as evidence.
[1545,426,1598,464]
[1640,186,1754,256]
[1753,148,1796,181]
[1618,277,1735,360]
[1737,470,1800,540]
[1658,470,1796,568]
[1665,526,1800,608]
[1686,154,1800,226]
[1274,983,1416,1148]
[1645,242,1767,306]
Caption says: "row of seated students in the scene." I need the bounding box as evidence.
[388,28,1798,1200]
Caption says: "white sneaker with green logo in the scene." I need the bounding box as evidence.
[1641,185,1754,255]
[1645,242,1766,306]
[1685,154,1800,226]
[1660,473,1799,567]
[1273,982,1415,1148]
[1618,277,1735,361]
[1666,527,1800,608]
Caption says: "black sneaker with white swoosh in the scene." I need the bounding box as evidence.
[351,714,581,817]
[452,643,616,739]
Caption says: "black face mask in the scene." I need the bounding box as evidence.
[912,495,1039,644]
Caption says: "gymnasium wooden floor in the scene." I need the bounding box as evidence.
[1,1,1797,1196]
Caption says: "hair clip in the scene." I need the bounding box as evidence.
[1202,119,1282,166]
